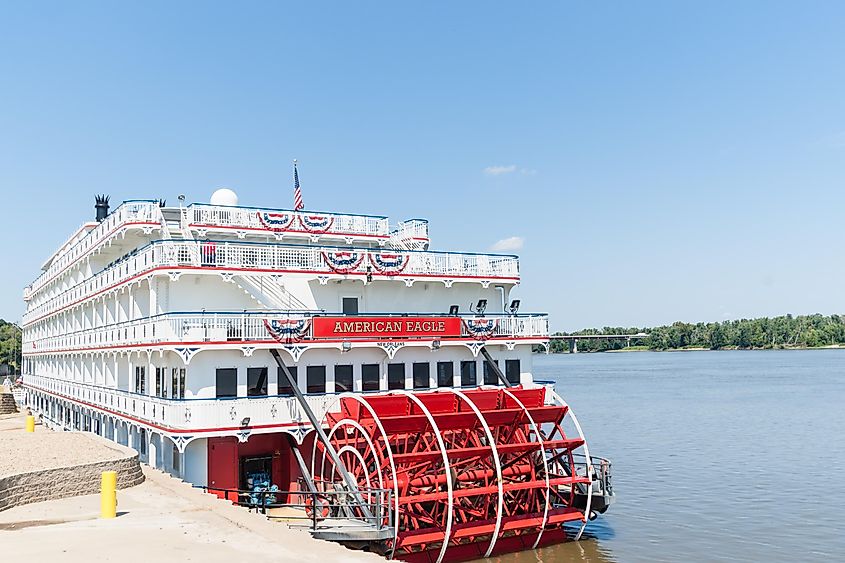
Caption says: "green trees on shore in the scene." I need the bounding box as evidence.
[0,319,22,374]
[549,313,845,353]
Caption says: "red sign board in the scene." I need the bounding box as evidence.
[312,316,462,339]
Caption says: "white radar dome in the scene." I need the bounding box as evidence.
[210,188,239,206]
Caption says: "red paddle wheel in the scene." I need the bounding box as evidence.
[310,385,595,562]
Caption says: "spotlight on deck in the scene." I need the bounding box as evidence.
[432,338,441,350]
[475,299,487,315]
[509,299,521,314]
[449,305,459,316]
[342,340,352,353]
[240,417,251,427]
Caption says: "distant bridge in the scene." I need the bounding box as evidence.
[548,332,649,353]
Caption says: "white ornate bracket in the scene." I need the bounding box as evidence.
[463,341,486,358]
[443,279,454,288]
[167,271,182,281]
[236,231,246,239]
[345,236,354,245]
[236,429,251,443]
[317,276,330,285]
[310,235,320,243]
[195,228,207,238]
[274,233,285,241]
[403,279,415,287]
[377,341,405,360]
[142,226,154,235]
[241,346,256,357]
[480,280,491,288]
[171,435,194,453]
[174,347,200,365]
[219,272,234,282]
[283,345,309,362]
[504,341,517,351]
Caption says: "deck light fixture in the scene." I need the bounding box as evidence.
[342,340,352,352]
[432,338,441,350]
[475,299,487,315]
[449,305,459,316]
[509,299,521,314]
[240,417,251,427]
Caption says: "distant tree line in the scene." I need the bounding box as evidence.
[548,314,845,353]
[0,319,22,374]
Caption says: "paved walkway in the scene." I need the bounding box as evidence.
[0,416,380,562]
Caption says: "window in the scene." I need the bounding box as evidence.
[437,362,454,388]
[460,361,477,387]
[171,368,186,399]
[505,359,521,385]
[155,367,164,397]
[342,297,359,315]
[362,364,380,392]
[278,366,298,396]
[334,365,353,393]
[483,360,500,385]
[247,367,268,397]
[172,444,180,473]
[307,366,326,394]
[216,368,238,398]
[134,366,146,394]
[387,363,405,390]
[413,362,430,389]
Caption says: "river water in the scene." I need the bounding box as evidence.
[489,350,845,562]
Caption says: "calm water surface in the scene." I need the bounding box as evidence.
[486,350,845,562]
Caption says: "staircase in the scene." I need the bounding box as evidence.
[233,275,310,310]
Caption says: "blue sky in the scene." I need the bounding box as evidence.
[1,1,844,330]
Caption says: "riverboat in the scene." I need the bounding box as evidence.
[21,187,613,562]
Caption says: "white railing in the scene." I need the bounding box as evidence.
[388,219,430,250]
[25,201,162,300]
[23,240,520,326]
[188,204,391,239]
[24,372,336,432]
[25,312,550,353]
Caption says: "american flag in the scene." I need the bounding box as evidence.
[293,162,304,210]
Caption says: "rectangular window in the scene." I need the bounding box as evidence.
[437,362,454,388]
[413,362,430,389]
[306,366,326,394]
[342,297,359,315]
[216,368,238,398]
[362,364,380,392]
[171,368,186,399]
[155,367,164,397]
[460,361,477,387]
[505,359,521,385]
[387,363,405,390]
[334,365,353,393]
[483,360,499,385]
[135,366,146,394]
[278,366,298,396]
[247,367,268,397]
[172,444,180,473]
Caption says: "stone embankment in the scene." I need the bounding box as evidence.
[0,413,144,512]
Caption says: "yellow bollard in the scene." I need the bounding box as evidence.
[100,471,117,519]
[25,415,35,433]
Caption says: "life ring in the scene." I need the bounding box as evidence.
[304,495,330,520]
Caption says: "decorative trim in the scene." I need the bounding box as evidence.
[282,344,309,362]
[377,341,405,360]
[369,252,410,276]
[263,318,311,343]
[463,318,499,340]
[321,250,364,275]
[174,347,200,364]
[463,341,485,358]
[299,214,335,234]
[241,346,256,357]
[256,211,294,232]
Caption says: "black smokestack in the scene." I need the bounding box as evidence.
[95,194,110,222]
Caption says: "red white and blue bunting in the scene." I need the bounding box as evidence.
[321,251,364,274]
[264,318,311,343]
[257,211,294,231]
[299,214,335,234]
[369,252,410,275]
[463,318,499,339]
